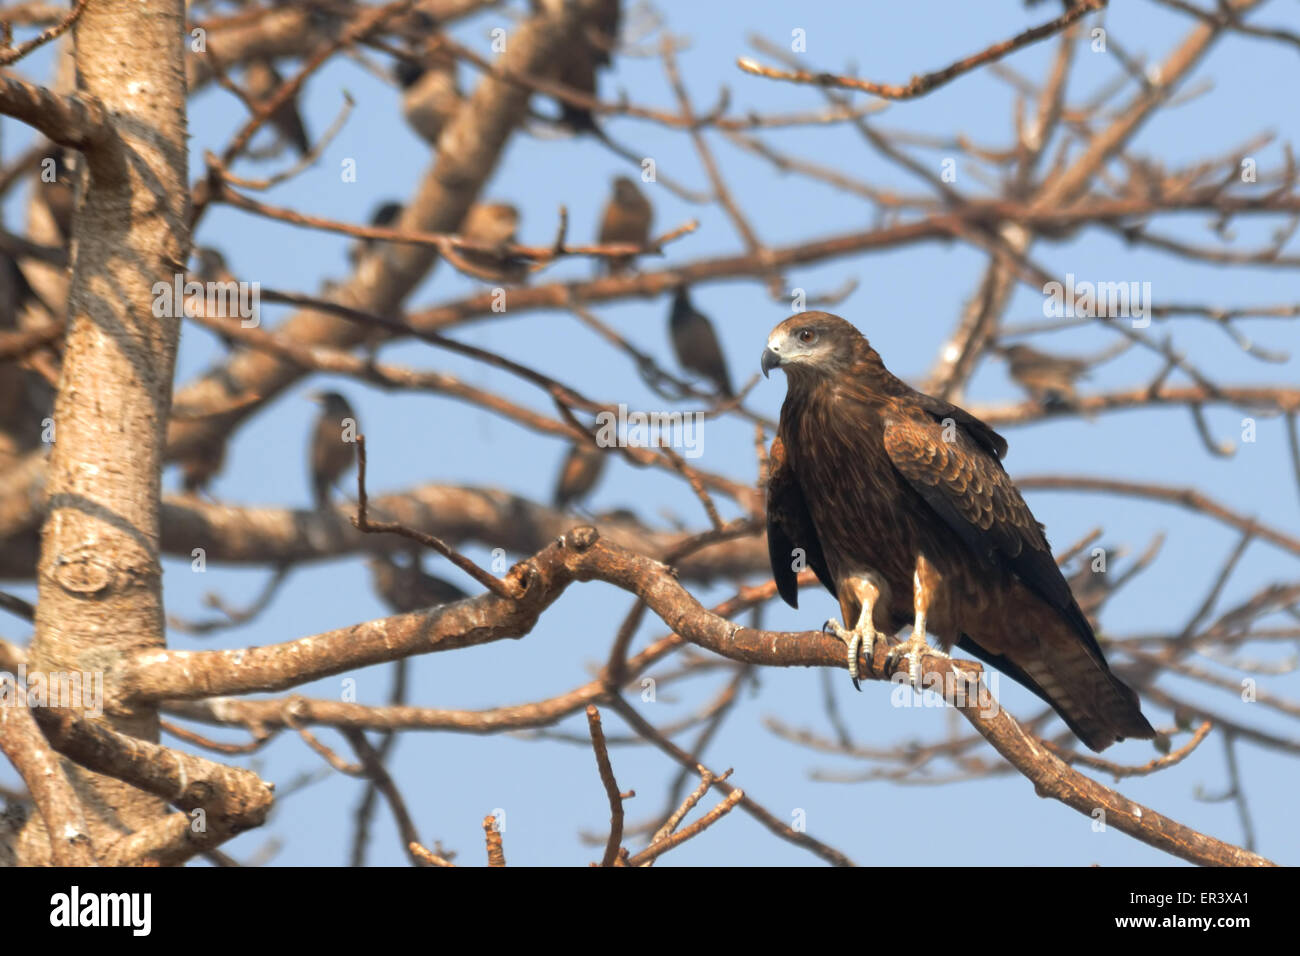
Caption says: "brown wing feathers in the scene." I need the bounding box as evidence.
[763,311,1155,751]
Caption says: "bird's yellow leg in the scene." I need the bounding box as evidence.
[887,556,950,685]
[824,572,888,690]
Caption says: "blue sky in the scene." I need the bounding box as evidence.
[3,1,1299,865]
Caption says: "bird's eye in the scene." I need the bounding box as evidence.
[798,328,817,344]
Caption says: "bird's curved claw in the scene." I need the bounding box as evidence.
[824,618,880,691]
[885,633,950,687]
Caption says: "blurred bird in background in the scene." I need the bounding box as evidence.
[1,251,35,317]
[597,176,651,275]
[368,551,469,613]
[179,435,228,498]
[349,200,404,268]
[192,246,233,284]
[553,442,606,510]
[991,342,1090,409]
[396,47,461,147]
[550,0,621,133]
[0,253,43,469]
[34,149,75,244]
[453,202,524,282]
[1066,543,1133,625]
[669,286,733,398]
[463,202,519,247]
[243,58,311,157]
[309,391,359,509]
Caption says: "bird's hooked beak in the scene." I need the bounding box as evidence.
[761,345,783,378]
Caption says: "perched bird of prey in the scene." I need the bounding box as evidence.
[243,58,311,156]
[308,391,358,509]
[762,312,1154,751]
[368,552,469,613]
[395,50,460,146]
[550,0,621,132]
[553,442,607,510]
[992,343,1090,409]
[669,286,733,398]
[597,177,652,275]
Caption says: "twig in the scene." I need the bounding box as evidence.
[737,1,1106,100]
[585,705,630,867]
[352,435,517,598]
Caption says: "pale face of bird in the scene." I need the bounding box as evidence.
[761,312,862,382]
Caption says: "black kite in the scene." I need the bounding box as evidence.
[762,312,1154,751]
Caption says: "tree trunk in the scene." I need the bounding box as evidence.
[15,0,188,865]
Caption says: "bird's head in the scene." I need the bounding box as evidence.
[611,176,642,205]
[761,312,867,382]
[310,391,353,417]
[992,343,1031,361]
[370,202,403,228]
[394,59,426,89]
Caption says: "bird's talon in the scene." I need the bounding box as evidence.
[825,618,877,690]
[886,635,950,687]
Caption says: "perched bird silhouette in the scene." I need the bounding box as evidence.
[189,247,243,348]
[597,176,652,275]
[0,251,35,316]
[762,312,1155,751]
[396,49,460,146]
[550,0,621,132]
[0,253,38,463]
[308,391,358,509]
[368,552,469,613]
[349,200,404,267]
[192,246,231,283]
[993,343,1090,409]
[452,202,523,282]
[243,58,311,156]
[1066,544,1128,624]
[35,149,75,243]
[179,435,227,497]
[669,286,733,398]
[464,202,519,247]
[553,442,607,510]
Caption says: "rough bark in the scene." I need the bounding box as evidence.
[16,0,189,865]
